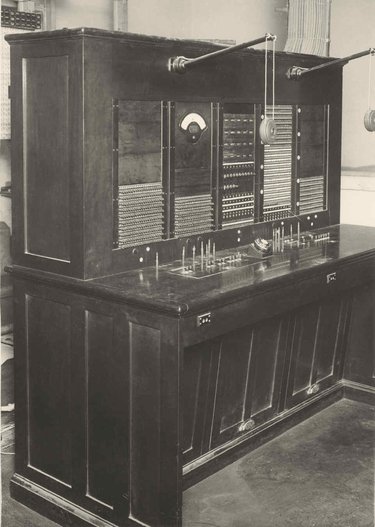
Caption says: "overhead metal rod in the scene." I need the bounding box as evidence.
[286,47,375,80]
[169,33,276,74]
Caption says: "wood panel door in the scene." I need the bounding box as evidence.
[344,282,375,388]
[284,295,349,409]
[13,280,130,524]
[182,341,217,464]
[209,316,288,449]
[182,314,288,463]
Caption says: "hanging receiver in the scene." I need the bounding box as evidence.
[259,34,278,145]
[168,33,276,74]
[364,109,375,132]
[364,49,375,132]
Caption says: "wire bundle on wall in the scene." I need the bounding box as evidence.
[284,0,331,57]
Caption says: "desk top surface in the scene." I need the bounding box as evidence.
[8,224,375,315]
[89,224,375,314]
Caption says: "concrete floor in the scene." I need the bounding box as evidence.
[1,399,374,527]
[183,399,375,527]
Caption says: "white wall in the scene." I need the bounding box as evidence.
[330,0,375,168]
[330,0,375,227]
[53,0,113,30]
[128,0,193,39]
[128,0,288,48]
[187,0,287,49]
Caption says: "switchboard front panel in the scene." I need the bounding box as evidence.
[221,106,256,228]
[112,99,331,252]
[113,100,165,248]
[263,105,294,221]
[173,102,214,237]
[298,105,328,215]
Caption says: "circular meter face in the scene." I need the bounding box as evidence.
[188,122,200,134]
[179,112,207,143]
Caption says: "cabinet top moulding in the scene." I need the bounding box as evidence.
[3,26,334,56]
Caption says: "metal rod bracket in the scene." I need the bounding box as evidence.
[286,47,375,81]
[168,56,189,74]
[168,33,276,74]
[286,66,309,80]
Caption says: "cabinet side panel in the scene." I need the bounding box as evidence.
[26,294,72,485]
[129,322,161,526]
[23,56,70,261]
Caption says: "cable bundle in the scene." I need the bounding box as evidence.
[284,0,331,57]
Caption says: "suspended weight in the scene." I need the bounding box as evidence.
[259,117,278,144]
[364,109,375,132]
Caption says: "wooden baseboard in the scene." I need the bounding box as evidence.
[341,379,375,405]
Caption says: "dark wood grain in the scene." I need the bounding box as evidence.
[344,283,375,387]
[26,294,72,485]
[182,341,213,463]
[118,100,162,185]
[23,56,70,261]
[209,327,252,448]
[247,316,287,419]
[85,310,117,506]
[129,321,161,525]
[314,296,345,382]
[284,295,349,409]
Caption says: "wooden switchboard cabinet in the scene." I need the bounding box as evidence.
[5,28,375,527]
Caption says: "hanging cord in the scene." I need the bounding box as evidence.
[264,34,277,119]
[260,34,278,144]
[264,36,268,119]
[272,35,277,120]
[368,50,373,110]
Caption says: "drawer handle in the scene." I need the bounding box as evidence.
[307,384,319,395]
[238,418,255,432]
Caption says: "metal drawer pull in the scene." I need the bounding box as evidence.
[238,418,256,432]
[307,384,319,395]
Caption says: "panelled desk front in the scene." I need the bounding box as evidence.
[8,223,375,527]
